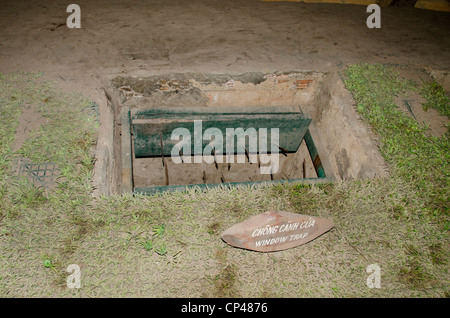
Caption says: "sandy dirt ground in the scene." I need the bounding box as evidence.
[0,0,449,102]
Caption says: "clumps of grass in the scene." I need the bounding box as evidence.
[8,177,47,209]
[343,64,449,217]
[153,224,165,237]
[155,243,167,256]
[398,260,434,289]
[138,224,167,256]
[41,253,59,273]
[397,244,437,289]
[428,243,447,266]
[140,238,154,251]
[208,264,239,298]
[418,79,450,118]
[0,74,26,175]
[207,222,221,235]
[61,214,105,256]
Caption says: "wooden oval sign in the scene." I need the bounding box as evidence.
[221,211,334,252]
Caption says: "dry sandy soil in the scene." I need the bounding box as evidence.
[0,0,449,101]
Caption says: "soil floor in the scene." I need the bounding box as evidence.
[0,0,449,102]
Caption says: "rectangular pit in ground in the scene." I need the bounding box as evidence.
[127,105,324,193]
[94,71,388,195]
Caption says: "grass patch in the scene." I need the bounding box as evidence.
[210,264,239,297]
[341,64,449,290]
[344,64,449,217]
[418,79,450,118]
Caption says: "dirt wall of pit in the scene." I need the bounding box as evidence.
[92,86,122,196]
[303,71,388,180]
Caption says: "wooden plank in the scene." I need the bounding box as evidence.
[121,108,133,193]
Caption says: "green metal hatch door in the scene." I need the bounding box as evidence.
[131,106,312,158]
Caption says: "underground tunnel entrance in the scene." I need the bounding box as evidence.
[98,71,388,195]
[115,72,333,194]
